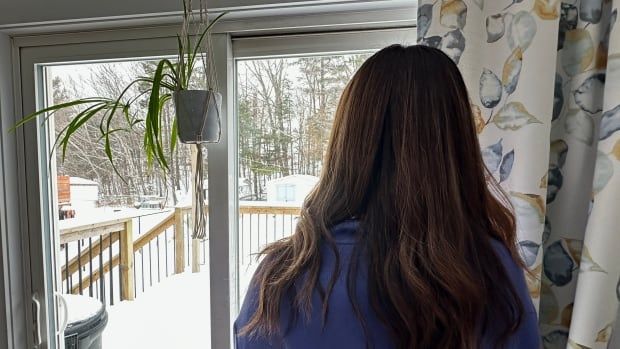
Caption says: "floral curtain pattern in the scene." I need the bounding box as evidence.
[418,1,620,348]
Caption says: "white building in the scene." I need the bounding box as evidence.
[69,177,99,211]
[265,174,319,204]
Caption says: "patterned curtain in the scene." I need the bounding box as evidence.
[417,1,620,348]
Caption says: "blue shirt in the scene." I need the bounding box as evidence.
[235,220,540,348]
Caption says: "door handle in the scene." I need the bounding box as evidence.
[56,293,69,334]
[32,293,42,348]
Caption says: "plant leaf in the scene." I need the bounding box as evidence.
[580,245,607,273]
[486,13,506,43]
[550,139,568,168]
[511,192,545,224]
[519,240,540,267]
[158,93,173,157]
[499,149,514,182]
[11,98,106,132]
[171,117,178,154]
[562,29,594,76]
[600,103,620,140]
[481,139,503,173]
[502,47,523,95]
[479,68,502,108]
[440,0,467,29]
[539,172,548,189]
[511,192,546,239]
[612,139,620,161]
[441,29,466,64]
[533,0,560,20]
[546,165,563,204]
[596,323,613,342]
[565,109,595,145]
[472,104,485,134]
[574,73,605,114]
[562,238,583,264]
[543,240,574,286]
[420,36,443,48]
[492,102,542,130]
[146,59,173,171]
[558,4,579,50]
[543,218,551,244]
[525,263,542,298]
[580,0,603,24]
[567,338,590,349]
[507,11,537,51]
[418,4,434,38]
[59,103,108,161]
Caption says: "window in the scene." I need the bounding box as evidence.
[234,28,416,305]
[276,184,296,202]
[45,59,212,348]
[13,18,414,348]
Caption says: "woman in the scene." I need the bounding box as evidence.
[235,45,540,349]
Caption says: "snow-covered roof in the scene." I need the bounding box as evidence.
[69,177,99,186]
[267,174,319,185]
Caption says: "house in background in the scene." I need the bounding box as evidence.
[69,177,99,210]
[266,174,318,204]
[57,176,100,219]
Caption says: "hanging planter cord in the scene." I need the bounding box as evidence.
[183,0,221,239]
[193,144,207,239]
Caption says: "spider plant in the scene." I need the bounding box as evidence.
[12,9,226,175]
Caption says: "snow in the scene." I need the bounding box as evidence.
[58,207,173,231]
[69,177,98,186]
[63,294,104,324]
[60,202,300,348]
[102,269,212,349]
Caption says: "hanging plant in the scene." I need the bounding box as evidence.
[12,1,225,171]
[12,0,225,239]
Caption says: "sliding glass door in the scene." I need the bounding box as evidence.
[232,28,416,308]
[14,25,414,349]
[16,32,233,349]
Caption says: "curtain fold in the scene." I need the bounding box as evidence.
[418,1,620,348]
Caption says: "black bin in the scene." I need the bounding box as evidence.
[62,294,108,349]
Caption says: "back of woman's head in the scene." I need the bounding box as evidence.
[244,45,524,348]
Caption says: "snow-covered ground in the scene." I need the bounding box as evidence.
[103,269,212,349]
[61,203,300,348]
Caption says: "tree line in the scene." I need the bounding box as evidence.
[53,54,369,205]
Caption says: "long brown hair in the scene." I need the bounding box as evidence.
[242,45,524,348]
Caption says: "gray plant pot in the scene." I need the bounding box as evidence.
[173,90,222,144]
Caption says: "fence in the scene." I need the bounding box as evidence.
[59,204,301,306]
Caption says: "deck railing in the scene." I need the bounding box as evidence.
[60,203,301,306]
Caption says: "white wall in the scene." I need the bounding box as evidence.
[266,176,318,203]
[0,0,399,27]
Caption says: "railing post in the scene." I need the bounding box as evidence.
[120,219,135,301]
[175,208,185,274]
[192,239,201,273]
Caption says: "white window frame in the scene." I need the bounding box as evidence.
[4,4,415,349]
